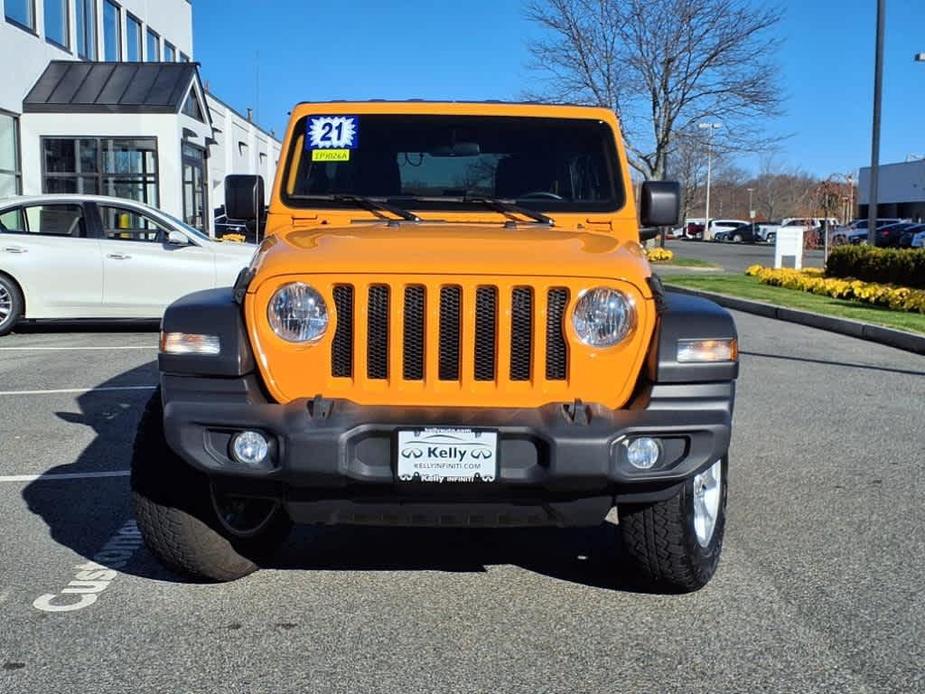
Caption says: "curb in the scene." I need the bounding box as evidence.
[664,284,925,356]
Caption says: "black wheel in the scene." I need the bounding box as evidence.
[0,274,23,337]
[732,233,743,243]
[131,390,291,582]
[618,458,727,593]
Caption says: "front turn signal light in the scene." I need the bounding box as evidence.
[160,332,221,355]
[676,338,738,363]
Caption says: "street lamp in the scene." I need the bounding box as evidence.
[747,187,755,221]
[915,53,925,62]
[699,122,722,239]
[867,0,886,246]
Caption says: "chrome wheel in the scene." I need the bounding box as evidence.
[693,460,722,547]
[0,284,11,322]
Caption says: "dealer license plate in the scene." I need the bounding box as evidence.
[396,428,498,483]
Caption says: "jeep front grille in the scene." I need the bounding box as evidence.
[330,281,570,386]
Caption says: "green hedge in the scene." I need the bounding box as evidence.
[826,245,925,289]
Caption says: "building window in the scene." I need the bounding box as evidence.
[4,0,35,31]
[44,0,69,49]
[0,113,23,197]
[164,41,176,62]
[146,28,160,61]
[179,52,190,63]
[76,0,97,60]
[126,14,142,61]
[103,1,121,61]
[42,137,158,206]
[182,143,207,231]
[181,90,206,122]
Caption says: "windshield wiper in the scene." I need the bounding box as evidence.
[289,194,421,223]
[462,196,555,227]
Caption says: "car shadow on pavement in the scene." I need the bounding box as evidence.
[22,363,656,594]
[13,319,160,334]
[740,350,925,377]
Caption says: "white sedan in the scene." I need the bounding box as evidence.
[0,195,257,336]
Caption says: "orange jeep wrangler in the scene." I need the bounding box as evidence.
[133,102,738,592]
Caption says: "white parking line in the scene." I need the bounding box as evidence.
[0,346,156,351]
[0,385,156,396]
[0,470,130,483]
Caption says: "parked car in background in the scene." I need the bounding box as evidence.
[898,223,925,248]
[713,222,759,243]
[762,218,835,244]
[911,227,925,248]
[703,219,750,241]
[874,222,921,248]
[835,218,905,245]
[0,195,257,336]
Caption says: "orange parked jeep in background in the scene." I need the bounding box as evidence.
[133,102,739,592]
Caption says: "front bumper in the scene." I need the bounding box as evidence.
[161,375,734,527]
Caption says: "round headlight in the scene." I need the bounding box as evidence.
[572,287,635,347]
[268,283,328,343]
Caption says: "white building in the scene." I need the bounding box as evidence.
[858,160,925,222]
[0,0,280,235]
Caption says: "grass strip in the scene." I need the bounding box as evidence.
[665,273,925,335]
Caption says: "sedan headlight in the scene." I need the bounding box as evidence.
[572,287,635,347]
[268,283,328,343]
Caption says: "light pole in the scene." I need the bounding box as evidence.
[699,122,722,239]
[747,187,755,222]
[867,0,886,246]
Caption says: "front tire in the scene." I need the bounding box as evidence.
[131,390,291,582]
[0,274,23,337]
[618,458,727,593]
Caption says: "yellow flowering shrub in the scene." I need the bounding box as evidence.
[745,266,925,315]
[219,233,247,243]
[646,247,675,263]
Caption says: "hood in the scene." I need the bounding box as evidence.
[251,223,652,293]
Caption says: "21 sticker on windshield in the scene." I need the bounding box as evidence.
[308,115,358,162]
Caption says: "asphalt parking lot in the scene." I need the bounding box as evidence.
[661,238,826,274]
[1,314,923,693]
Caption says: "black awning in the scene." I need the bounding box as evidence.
[24,61,200,114]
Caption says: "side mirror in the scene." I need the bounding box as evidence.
[640,180,681,228]
[225,175,266,222]
[166,230,189,246]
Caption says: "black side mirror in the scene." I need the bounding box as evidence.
[225,175,265,222]
[640,180,681,228]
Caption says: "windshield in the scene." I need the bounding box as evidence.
[282,114,624,213]
[163,213,212,242]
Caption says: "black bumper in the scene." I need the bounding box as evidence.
[161,375,734,527]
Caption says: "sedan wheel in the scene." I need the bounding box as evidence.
[0,276,23,337]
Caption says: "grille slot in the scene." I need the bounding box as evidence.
[474,287,497,381]
[439,286,461,381]
[367,285,390,380]
[331,285,354,378]
[546,288,568,381]
[403,286,425,381]
[510,288,533,381]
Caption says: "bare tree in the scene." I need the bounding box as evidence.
[525,0,784,180]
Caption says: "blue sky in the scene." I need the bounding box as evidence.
[193,0,924,178]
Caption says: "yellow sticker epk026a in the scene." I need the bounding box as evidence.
[312,149,351,162]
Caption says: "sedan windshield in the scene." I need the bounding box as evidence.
[282,114,623,214]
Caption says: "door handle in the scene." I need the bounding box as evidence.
[3,247,27,254]
[107,253,132,260]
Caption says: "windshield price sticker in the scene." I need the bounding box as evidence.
[307,115,358,162]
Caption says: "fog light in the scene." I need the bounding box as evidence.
[625,437,661,470]
[231,431,269,466]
